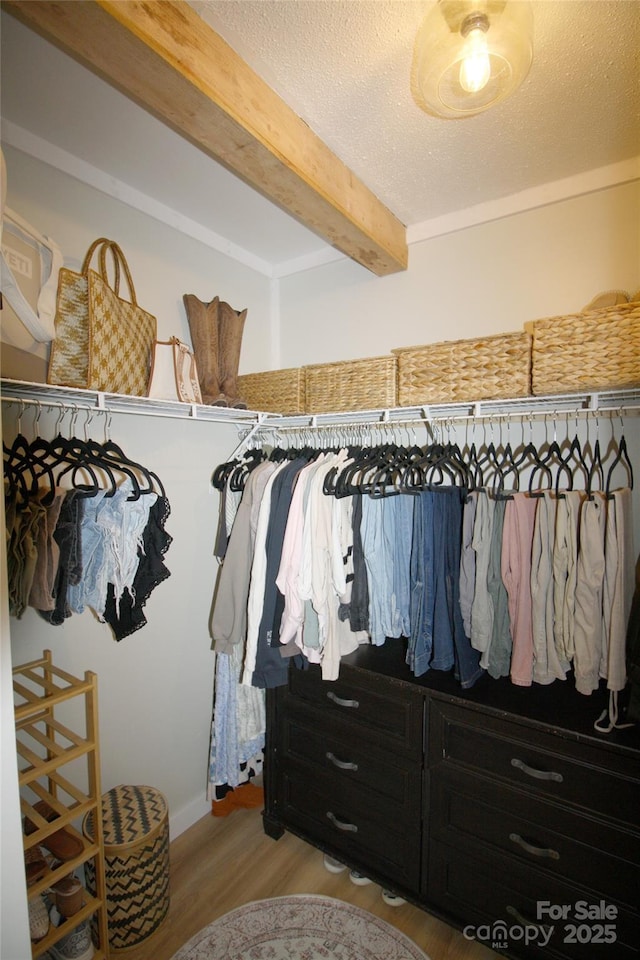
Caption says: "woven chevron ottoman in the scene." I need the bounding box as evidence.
[83,784,170,952]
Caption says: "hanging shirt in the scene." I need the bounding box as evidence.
[470,490,495,656]
[212,461,277,655]
[459,491,478,639]
[573,492,607,695]
[601,487,634,692]
[552,489,584,671]
[252,457,307,689]
[484,497,512,680]
[28,489,65,612]
[530,491,566,684]
[243,461,289,683]
[502,492,538,687]
[277,455,328,653]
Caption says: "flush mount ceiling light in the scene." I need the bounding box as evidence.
[411,0,533,119]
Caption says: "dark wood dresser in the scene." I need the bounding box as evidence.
[263,639,640,960]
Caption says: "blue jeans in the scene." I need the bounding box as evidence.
[408,490,435,676]
[391,494,414,638]
[441,487,484,689]
[408,487,484,688]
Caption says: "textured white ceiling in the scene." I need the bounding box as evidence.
[189,0,640,225]
[2,1,639,274]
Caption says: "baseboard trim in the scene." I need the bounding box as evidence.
[169,795,211,840]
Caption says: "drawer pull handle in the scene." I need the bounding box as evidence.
[327,691,360,709]
[509,832,560,860]
[326,751,359,772]
[511,758,563,782]
[326,811,358,833]
[506,905,553,937]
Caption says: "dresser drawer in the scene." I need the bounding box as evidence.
[429,699,640,826]
[280,711,422,813]
[279,760,421,891]
[430,767,639,911]
[428,839,639,960]
[286,664,423,759]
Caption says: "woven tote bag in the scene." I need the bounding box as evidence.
[48,238,157,396]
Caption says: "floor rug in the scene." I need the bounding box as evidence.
[170,894,430,960]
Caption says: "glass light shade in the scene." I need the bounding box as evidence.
[411,0,534,119]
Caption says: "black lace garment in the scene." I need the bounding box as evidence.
[103,495,173,641]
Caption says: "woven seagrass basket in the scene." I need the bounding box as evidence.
[303,355,397,413]
[83,784,169,952]
[237,367,305,414]
[393,331,532,405]
[530,300,640,395]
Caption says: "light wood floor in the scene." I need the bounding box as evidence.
[120,805,497,960]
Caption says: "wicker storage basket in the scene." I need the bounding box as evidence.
[303,355,397,413]
[531,300,640,395]
[83,784,169,952]
[393,331,532,405]
[237,367,305,414]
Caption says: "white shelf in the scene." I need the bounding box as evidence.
[0,377,272,424]
[2,377,640,430]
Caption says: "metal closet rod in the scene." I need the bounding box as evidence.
[1,379,640,429]
[251,389,640,435]
[0,379,272,426]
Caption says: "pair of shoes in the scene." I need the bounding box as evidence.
[24,801,84,862]
[349,870,372,886]
[48,914,94,960]
[29,894,50,942]
[211,784,264,817]
[323,855,346,874]
[382,889,407,907]
[232,782,264,808]
[25,845,48,886]
[49,875,84,918]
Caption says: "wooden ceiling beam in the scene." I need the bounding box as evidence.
[5,0,408,276]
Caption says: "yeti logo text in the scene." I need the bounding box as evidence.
[2,244,33,279]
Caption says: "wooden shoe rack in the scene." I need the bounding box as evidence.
[14,649,110,959]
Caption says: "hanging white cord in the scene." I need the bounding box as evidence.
[594,690,635,734]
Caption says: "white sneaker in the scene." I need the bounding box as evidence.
[323,854,346,874]
[349,870,372,886]
[29,894,50,942]
[381,889,406,906]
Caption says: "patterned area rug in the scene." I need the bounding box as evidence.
[170,895,430,960]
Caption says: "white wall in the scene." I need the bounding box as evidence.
[2,145,273,371]
[1,489,31,960]
[2,145,272,842]
[278,180,640,366]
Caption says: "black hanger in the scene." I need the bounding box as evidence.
[526,438,557,498]
[605,434,634,495]
[3,434,41,505]
[586,437,605,499]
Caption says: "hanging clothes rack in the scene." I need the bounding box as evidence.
[2,379,639,430]
[0,378,274,426]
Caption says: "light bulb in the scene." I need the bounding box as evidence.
[459,26,491,93]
